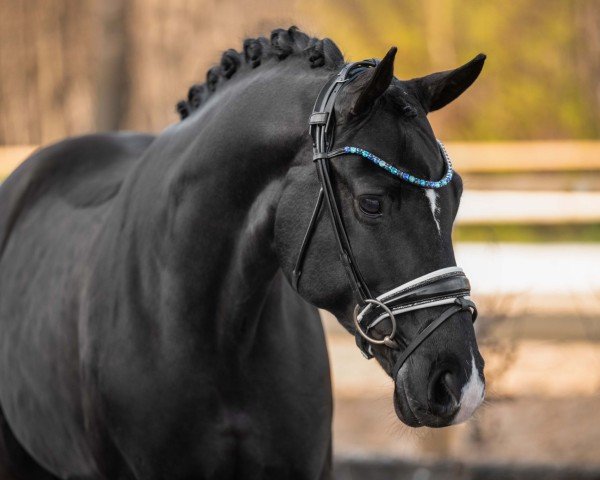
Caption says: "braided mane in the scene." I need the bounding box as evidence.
[176,26,345,120]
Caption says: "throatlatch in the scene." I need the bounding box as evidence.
[291,59,478,376]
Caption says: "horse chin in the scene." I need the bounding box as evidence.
[392,388,422,428]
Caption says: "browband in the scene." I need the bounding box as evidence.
[321,142,454,189]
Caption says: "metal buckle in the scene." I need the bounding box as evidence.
[455,296,478,322]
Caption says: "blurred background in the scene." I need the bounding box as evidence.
[1,0,599,478]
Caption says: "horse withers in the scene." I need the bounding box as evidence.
[0,27,485,479]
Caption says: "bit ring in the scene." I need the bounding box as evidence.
[353,298,398,346]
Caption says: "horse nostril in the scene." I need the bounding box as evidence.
[442,372,461,405]
[428,369,461,417]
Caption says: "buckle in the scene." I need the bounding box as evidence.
[454,296,470,309]
[455,296,478,322]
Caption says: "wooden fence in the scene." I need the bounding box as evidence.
[2,142,600,224]
[442,141,600,172]
[3,142,599,177]
[0,146,37,178]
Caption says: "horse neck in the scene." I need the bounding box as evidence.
[126,61,331,354]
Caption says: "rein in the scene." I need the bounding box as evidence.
[291,60,477,377]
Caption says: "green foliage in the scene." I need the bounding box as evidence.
[302,0,599,140]
[454,223,600,243]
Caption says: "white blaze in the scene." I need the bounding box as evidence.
[424,189,441,234]
[452,355,485,424]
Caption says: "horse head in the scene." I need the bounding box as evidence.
[275,47,486,428]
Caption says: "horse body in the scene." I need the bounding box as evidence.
[0,26,487,479]
[0,60,333,479]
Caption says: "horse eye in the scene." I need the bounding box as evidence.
[359,196,382,216]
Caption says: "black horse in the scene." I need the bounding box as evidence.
[0,27,486,479]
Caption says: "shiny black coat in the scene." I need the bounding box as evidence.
[0,34,485,477]
[0,60,334,479]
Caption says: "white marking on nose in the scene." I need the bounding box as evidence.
[424,189,441,234]
[452,355,485,424]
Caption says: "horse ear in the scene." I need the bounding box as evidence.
[408,53,486,113]
[351,46,397,116]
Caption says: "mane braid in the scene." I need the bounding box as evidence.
[175,26,344,120]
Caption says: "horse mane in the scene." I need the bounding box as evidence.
[175,26,345,120]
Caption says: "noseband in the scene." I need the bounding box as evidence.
[291,60,477,377]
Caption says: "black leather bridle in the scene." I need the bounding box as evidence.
[291,60,477,378]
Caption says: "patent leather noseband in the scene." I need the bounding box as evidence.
[354,266,476,377]
[291,60,477,376]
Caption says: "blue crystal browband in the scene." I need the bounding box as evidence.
[324,139,453,189]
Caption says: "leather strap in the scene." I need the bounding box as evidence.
[316,157,372,302]
[292,60,378,303]
[292,188,323,291]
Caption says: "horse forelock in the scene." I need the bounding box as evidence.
[176,26,345,120]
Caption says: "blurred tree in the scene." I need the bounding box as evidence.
[119,0,299,132]
[0,0,96,144]
[302,0,600,140]
[574,0,600,137]
[0,0,597,143]
[94,0,130,132]
[0,0,300,143]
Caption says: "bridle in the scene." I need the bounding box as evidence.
[291,60,478,378]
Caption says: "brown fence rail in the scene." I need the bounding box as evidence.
[0,146,37,179]
[2,142,600,180]
[448,141,600,173]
